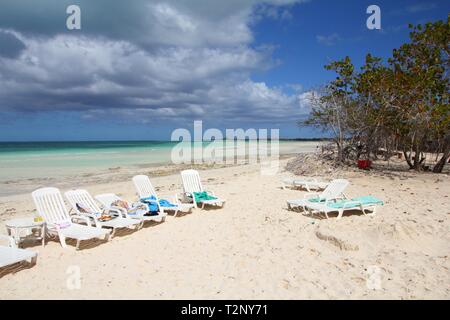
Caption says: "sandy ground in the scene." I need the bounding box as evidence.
[0,158,449,299]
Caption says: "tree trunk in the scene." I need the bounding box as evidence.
[433,151,449,173]
[336,141,344,163]
[433,135,450,173]
[432,139,450,173]
[412,143,421,170]
[403,149,414,169]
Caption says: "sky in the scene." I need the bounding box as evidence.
[0,0,448,141]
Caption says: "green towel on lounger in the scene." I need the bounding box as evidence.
[308,196,384,209]
[193,191,217,203]
[326,196,384,209]
[308,197,327,203]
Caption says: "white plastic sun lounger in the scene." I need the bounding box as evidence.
[180,170,225,209]
[282,177,329,191]
[95,193,167,222]
[287,179,350,211]
[0,235,37,268]
[65,189,141,237]
[132,175,194,217]
[32,187,110,249]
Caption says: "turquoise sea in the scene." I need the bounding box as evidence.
[0,140,321,187]
[0,141,177,181]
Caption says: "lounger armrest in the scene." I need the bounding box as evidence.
[106,207,125,219]
[71,214,93,227]
[182,192,196,203]
[174,193,185,204]
[303,192,320,199]
[167,194,180,205]
[110,205,129,218]
[0,235,16,248]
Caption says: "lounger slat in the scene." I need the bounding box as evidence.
[132,175,158,199]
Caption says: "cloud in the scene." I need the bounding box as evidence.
[0,0,306,48]
[390,2,438,16]
[0,0,312,125]
[406,3,437,13]
[316,33,340,46]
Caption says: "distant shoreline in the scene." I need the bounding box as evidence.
[0,138,330,144]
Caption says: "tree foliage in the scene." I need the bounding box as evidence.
[301,18,450,172]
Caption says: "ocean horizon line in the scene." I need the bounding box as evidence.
[0,137,329,144]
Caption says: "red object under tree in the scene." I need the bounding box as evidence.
[357,159,372,169]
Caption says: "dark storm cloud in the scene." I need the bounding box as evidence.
[0,0,311,123]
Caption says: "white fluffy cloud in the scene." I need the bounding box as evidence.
[0,0,312,124]
[316,33,341,46]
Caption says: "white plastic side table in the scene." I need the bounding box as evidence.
[5,218,45,247]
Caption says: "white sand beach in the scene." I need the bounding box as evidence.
[0,157,449,299]
[1,0,448,304]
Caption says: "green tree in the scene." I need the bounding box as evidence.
[389,19,449,171]
[301,18,449,172]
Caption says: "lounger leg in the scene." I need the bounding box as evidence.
[59,234,68,248]
[221,202,225,208]
[41,226,45,247]
[76,239,81,250]
[27,255,37,266]
[367,206,376,216]
[337,209,343,220]
[109,228,116,240]
[173,209,179,218]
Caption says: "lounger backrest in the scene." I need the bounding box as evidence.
[132,175,158,199]
[181,169,204,194]
[65,189,102,214]
[32,187,72,224]
[95,193,121,208]
[319,179,349,200]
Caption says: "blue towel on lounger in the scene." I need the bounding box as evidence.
[140,196,176,213]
